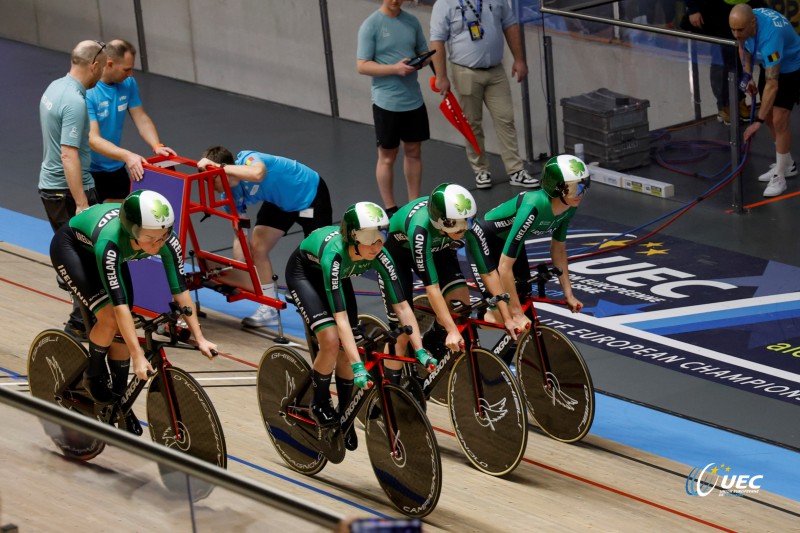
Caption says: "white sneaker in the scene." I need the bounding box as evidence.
[509,169,540,188]
[475,170,492,189]
[242,305,279,328]
[758,161,797,182]
[763,175,787,197]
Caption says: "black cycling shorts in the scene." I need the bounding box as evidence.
[284,248,358,335]
[50,224,133,314]
[480,219,532,300]
[373,103,430,150]
[255,177,333,235]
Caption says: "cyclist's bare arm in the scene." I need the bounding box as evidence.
[392,300,425,351]
[113,304,151,379]
[551,240,582,312]
[424,283,462,351]
[497,254,525,318]
[480,269,519,339]
[173,290,217,358]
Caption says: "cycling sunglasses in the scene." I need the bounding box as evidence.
[440,217,474,233]
[354,227,388,246]
[563,176,591,198]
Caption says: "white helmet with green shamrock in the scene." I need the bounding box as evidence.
[119,189,175,239]
[428,183,477,233]
[541,154,591,200]
[340,202,389,246]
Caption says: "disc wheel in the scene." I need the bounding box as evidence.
[515,326,594,443]
[365,384,442,517]
[257,346,328,475]
[448,348,527,476]
[28,330,105,461]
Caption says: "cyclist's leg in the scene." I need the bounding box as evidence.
[285,249,339,427]
[435,248,469,311]
[335,279,359,449]
[382,238,414,373]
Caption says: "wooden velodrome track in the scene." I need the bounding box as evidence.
[1,240,797,532]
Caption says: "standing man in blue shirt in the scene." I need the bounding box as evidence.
[430,0,537,190]
[87,39,176,203]
[197,147,332,328]
[731,5,800,197]
[357,0,431,217]
[39,40,107,337]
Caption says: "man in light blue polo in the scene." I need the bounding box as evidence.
[39,39,106,337]
[87,39,176,202]
[430,0,537,190]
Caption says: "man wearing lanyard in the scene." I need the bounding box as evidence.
[430,0,537,190]
[731,4,800,197]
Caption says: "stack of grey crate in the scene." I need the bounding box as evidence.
[561,88,651,171]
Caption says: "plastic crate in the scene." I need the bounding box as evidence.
[563,121,649,147]
[564,133,651,161]
[561,88,650,132]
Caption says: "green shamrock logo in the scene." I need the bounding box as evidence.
[151,199,170,222]
[454,193,472,216]
[365,202,385,222]
[569,158,586,176]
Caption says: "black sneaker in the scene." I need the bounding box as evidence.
[82,371,114,405]
[343,427,358,451]
[310,400,339,428]
[64,320,88,341]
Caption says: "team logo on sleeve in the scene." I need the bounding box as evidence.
[245,156,256,165]
[768,51,780,62]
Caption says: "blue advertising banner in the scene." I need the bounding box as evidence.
[129,168,187,314]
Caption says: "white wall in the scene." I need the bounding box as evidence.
[0,0,717,159]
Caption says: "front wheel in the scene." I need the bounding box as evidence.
[28,329,105,461]
[147,365,227,500]
[515,326,594,443]
[365,384,442,518]
[257,346,327,475]
[448,348,527,476]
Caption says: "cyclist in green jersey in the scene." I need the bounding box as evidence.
[384,183,517,363]
[50,190,217,415]
[477,155,590,331]
[285,202,435,450]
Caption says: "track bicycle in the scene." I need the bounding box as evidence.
[257,315,442,518]
[406,293,528,477]
[509,264,595,443]
[27,302,227,498]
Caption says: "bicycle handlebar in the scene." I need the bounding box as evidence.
[450,292,510,315]
[132,301,192,334]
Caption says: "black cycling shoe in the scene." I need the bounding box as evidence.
[120,410,143,436]
[310,400,339,428]
[344,426,358,451]
[82,371,114,405]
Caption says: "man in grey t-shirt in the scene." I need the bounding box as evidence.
[39,39,106,337]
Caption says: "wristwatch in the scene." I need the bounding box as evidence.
[754,117,765,124]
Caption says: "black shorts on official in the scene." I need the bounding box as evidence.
[39,187,99,232]
[255,177,332,236]
[373,103,430,149]
[758,68,800,110]
[91,166,131,202]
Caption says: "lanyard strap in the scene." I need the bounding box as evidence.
[458,0,482,24]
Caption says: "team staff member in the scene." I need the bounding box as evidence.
[384,183,516,363]
[39,40,107,338]
[731,5,800,197]
[198,146,333,328]
[478,154,589,344]
[50,190,217,434]
[285,202,435,451]
[87,39,176,202]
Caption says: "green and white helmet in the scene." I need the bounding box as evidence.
[119,190,175,239]
[340,202,389,246]
[541,154,591,199]
[428,183,477,233]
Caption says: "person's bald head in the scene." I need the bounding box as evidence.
[730,4,756,42]
[71,40,107,67]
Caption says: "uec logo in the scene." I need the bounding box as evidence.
[686,463,763,497]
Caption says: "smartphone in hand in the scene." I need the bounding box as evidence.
[407,49,436,70]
